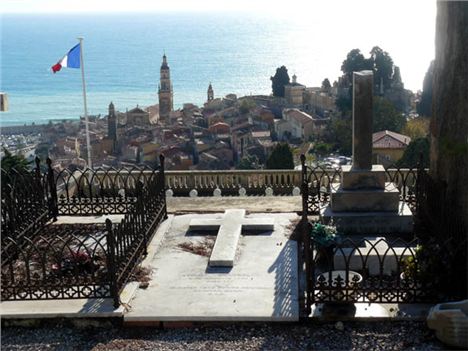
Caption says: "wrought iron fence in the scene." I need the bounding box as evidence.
[299,155,421,215]
[1,224,112,301]
[297,153,466,315]
[1,158,52,244]
[1,155,168,306]
[302,232,466,311]
[54,164,163,216]
[304,234,439,307]
[106,162,168,305]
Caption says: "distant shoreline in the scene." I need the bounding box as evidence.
[0,118,80,134]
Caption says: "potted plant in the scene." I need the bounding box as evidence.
[310,223,338,263]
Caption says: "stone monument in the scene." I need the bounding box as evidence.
[427,299,468,349]
[321,71,413,234]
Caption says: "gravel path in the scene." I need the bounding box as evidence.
[1,321,447,351]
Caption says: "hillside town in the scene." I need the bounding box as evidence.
[2,51,422,172]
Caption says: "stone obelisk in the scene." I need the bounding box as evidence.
[352,71,373,171]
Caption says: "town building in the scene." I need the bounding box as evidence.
[284,74,306,105]
[372,130,411,166]
[275,108,328,141]
[303,88,336,116]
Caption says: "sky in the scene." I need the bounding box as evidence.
[1,0,437,92]
[0,0,437,17]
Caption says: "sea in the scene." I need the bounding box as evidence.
[1,12,433,127]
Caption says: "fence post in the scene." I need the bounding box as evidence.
[5,186,16,239]
[414,152,426,236]
[300,154,312,316]
[34,156,41,185]
[159,154,168,220]
[46,158,58,221]
[106,219,120,308]
[136,181,148,255]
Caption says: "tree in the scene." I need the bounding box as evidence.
[369,46,394,91]
[314,142,333,158]
[430,1,468,234]
[329,117,352,155]
[266,143,294,169]
[341,49,372,81]
[321,78,331,93]
[1,148,30,173]
[335,93,352,116]
[1,148,32,191]
[416,60,434,117]
[270,66,290,97]
[373,96,406,133]
[236,155,260,170]
[239,98,256,114]
[397,137,430,168]
[402,117,430,140]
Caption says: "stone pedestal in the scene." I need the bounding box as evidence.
[330,182,400,212]
[320,164,413,234]
[341,165,386,190]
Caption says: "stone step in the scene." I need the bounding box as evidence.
[320,202,413,235]
[330,182,400,212]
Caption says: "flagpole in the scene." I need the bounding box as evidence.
[78,37,92,169]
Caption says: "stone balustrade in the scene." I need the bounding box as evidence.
[165,169,301,196]
[57,167,422,198]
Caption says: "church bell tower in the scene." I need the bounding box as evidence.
[108,101,117,141]
[207,82,214,101]
[158,54,173,121]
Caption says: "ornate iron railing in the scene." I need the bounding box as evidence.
[297,154,437,315]
[305,234,437,306]
[1,224,112,301]
[1,159,51,243]
[300,155,421,215]
[1,155,167,306]
[106,165,168,305]
[54,165,162,216]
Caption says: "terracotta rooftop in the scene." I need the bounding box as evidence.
[372,130,411,148]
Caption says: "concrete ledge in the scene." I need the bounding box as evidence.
[0,298,124,319]
[309,303,434,321]
[124,314,299,323]
[52,215,125,225]
[141,215,174,267]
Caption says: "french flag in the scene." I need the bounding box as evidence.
[51,43,81,73]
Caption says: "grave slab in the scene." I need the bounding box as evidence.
[124,213,299,322]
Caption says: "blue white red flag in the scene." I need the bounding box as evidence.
[51,43,81,73]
